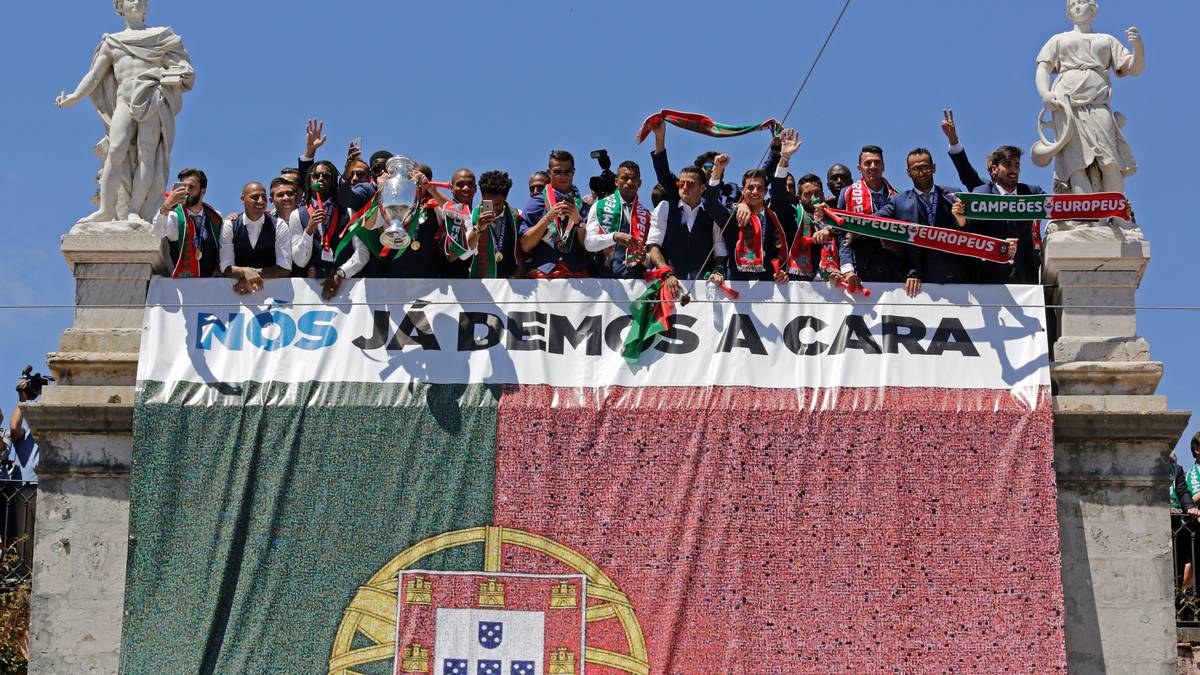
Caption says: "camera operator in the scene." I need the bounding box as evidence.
[8,367,50,482]
[588,150,617,202]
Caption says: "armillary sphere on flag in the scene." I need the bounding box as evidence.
[328,526,649,674]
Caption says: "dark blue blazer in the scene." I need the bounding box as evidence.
[948,148,1046,284]
[873,185,972,284]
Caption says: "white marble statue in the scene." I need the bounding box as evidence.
[1033,0,1144,196]
[55,0,194,225]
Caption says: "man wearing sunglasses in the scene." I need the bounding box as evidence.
[645,121,728,296]
[519,150,590,278]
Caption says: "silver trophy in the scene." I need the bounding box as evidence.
[378,156,419,250]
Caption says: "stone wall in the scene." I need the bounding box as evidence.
[19,222,164,673]
[1046,224,1191,674]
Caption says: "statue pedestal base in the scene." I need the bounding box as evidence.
[19,222,165,673]
[1043,224,1192,672]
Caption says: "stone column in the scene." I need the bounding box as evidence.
[19,222,166,673]
[1045,224,1192,674]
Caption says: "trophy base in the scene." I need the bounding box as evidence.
[379,229,412,251]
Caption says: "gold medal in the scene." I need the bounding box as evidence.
[196,251,203,260]
[495,252,503,262]
[410,240,421,251]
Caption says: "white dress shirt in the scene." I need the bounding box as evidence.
[648,199,728,256]
[219,213,291,273]
[584,197,647,252]
[289,209,370,278]
[151,203,221,242]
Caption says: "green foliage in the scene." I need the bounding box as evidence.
[0,536,31,674]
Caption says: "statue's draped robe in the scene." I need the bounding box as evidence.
[88,27,193,220]
[1036,31,1137,184]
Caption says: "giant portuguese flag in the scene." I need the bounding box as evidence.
[123,278,1066,673]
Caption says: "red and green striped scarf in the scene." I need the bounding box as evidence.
[636,109,782,144]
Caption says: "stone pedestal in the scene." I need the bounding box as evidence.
[19,222,166,673]
[1045,223,1191,674]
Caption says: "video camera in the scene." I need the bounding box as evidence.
[17,365,54,400]
[589,149,616,200]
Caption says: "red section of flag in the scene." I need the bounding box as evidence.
[493,385,1065,672]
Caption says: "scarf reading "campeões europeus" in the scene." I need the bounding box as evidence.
[957,192,1131,221]
[823,207,1015,264]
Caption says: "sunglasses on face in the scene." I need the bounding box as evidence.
[549,168,575,176]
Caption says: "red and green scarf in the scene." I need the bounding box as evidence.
[594,191,649,265]
[543,187,583,253]
[735,207,787,273]
[823,207,1015,264]
[635,109,782,144]
[470,204,517,279]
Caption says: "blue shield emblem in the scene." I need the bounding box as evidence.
[478,621,503,649]
[511,661,535,675]
[477,660,501,675]
[443,658,468,675]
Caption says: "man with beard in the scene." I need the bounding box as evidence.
[152,167,221,278]
[941,109,1047,283]
[584,160,651,279]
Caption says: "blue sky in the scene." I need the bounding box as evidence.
[0,1,1195,456]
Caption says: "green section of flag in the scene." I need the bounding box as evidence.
[958,193,1049,221]
[120,381,500,673]
[621,281,670,364]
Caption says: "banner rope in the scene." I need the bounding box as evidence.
[684,0,854,300]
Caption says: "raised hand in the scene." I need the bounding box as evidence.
[951,197,967,228]
[1126,26,1141,46]
[941,109,959,146]
[305,118,327,157]
[779,128,802,159]
[735,202,752,227]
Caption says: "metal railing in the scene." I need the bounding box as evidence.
[0,481,35,584]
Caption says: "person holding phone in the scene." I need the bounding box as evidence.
[459,171,523,278]
[151,167,222,278]
[519,149,590,278]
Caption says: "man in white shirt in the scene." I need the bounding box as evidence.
[220,182,291,294]
[645,121,728,296]
[584,161,651,279]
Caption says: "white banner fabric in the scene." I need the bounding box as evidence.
[138,278,1049,394]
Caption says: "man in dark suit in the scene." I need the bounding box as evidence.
[941,109,1046,284]
[821,148,967,297]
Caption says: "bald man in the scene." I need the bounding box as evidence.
[220,181,292,294]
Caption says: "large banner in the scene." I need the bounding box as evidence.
[122,279,1065,673]
[139,279,1048,395]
